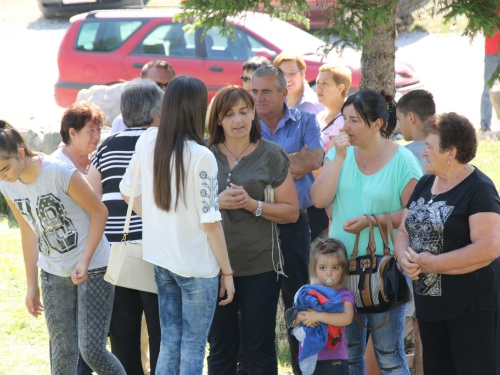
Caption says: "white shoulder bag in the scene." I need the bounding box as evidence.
[104,149,157,294]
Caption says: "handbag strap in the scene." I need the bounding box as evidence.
[122,148,141,240]
[364,214,375,256]
[349,214,375,271]
[355,312,390,330]
[372,214,391,257]
[384,212,396,245]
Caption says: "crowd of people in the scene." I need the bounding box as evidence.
[1,51,500,375]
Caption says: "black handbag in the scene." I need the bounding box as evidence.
[346,213,411,328]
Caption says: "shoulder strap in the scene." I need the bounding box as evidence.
[349,214,375,272]
[322,113,342,132]
[372,214,391,256]
[364,214,375,256]
[122,143,142,239]
[350,232,361,271]
[384,212,396,247]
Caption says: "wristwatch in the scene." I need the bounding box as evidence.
[253,200,263,217]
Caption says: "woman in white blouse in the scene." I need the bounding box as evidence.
[120,76,234,375]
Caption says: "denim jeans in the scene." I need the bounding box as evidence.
[278,212,311,375]
[154,266,218,375]
[207,271,282,375]
[481,53,500,130]
[41,268,125,375]
[346,304,409,375]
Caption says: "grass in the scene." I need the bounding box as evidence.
[474,138,500,186]
[1,139,499,374]
[0,219,49,375]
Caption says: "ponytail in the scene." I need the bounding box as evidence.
[380,90,397,138]
[0,120,37,159]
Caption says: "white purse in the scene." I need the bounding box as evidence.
[104,151,157,294]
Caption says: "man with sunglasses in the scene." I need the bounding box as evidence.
[240,56,271,92]
[110,60,175,134]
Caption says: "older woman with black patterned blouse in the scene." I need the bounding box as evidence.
[395,112,500,375]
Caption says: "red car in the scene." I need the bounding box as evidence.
[55,8,422,107]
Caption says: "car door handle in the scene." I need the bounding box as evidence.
[132,63,144,69]
[209,66,223,72]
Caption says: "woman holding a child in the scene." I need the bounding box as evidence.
[311,90,422,374]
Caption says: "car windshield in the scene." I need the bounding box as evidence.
[238,14,327,55]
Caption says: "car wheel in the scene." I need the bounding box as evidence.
[37,3,58,18]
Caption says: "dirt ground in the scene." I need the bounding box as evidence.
[1,0,499,134]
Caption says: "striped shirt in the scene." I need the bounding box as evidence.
[92,128,148,243]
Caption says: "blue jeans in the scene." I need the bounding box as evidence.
[278,212,311,375]
[155,266,218,375]
[346,304,409,375]
[41,268,125,375]
[481,53,500,130]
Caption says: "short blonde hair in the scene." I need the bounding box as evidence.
[273,52,306,71]
[318,64,352,98]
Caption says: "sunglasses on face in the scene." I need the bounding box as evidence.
[156,82,168,90]
[240,75,251,83]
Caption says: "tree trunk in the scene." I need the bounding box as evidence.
[359,0,398,97]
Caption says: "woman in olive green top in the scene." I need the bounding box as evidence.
[206,85,299,374]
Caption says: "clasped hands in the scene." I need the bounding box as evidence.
[218,183,255,211]
[400,248,435,280]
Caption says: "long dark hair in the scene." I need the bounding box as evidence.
[342,90,397,138]
[207,85,261,146]
[153,76,208,212]
[0,120,37,159]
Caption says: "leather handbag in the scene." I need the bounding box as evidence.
[104,151,157,294]
[346,213,410,327]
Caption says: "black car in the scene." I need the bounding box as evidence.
[37,0,144,18]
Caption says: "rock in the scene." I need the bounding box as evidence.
[13,120,59,154]
[76,83,128,127]
[42,131,62,154]
[23,129,43,152]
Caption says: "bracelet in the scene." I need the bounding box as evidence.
[220,270,234,277]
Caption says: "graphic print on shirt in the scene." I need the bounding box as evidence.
[200,171,219,213]
[15,194,78,256]
[406,197,454,296]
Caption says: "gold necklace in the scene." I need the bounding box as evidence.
[222,142,252,167]
[427,165,468,204]
[65,146,90,173]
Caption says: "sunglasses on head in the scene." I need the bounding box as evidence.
[156,82,168,90]
[240,75,251,83]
